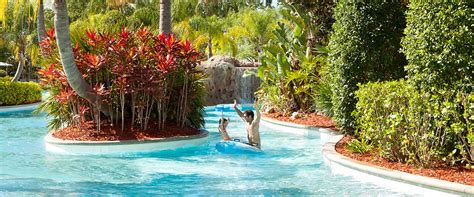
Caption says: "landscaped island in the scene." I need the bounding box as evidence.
[37,27,206,143]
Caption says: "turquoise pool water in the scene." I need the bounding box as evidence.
[0,106,446,196]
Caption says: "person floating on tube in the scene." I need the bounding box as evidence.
[217,99,261,149]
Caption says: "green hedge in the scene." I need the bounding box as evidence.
[354,80,473,167]
[0,76,12,82]
[328,1,406,134]
[0,81,42,106]
[402,1,473,91]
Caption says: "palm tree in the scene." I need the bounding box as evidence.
[184,15,236,58]
[159,0,171,34]
[0,0,36,82]
[53,0,108,114]
[37,0,46,42]
[227,9,276,59]
[10,33,26,82]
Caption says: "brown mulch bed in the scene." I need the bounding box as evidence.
[52,120,201,141]
[336,135,474,186]
[263,112,338,131]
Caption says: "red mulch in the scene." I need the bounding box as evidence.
[336,135,474,186]
[263,112,338,131]
[52,120,201,141]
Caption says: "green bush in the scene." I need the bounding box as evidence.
[328,1,406,134]
[0,76,12,82]
[354,80,473,167]
[131,7,159,27]
[402,1,473,91]
[0,70,6,77]
[468,132,474,145]
[0,81,42,106]
[346,139,373,154]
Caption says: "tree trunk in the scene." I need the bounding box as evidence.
[11,52,24,82]
[37,0,47,43]
[159,0,171,34]
[27,56,31,81]
[53,0,109,115]
[207,37,213,58]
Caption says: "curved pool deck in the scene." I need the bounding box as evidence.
[260,115,334,140]
[0,102,41,113]
[0,105,469,195]
[261,116,474,196]
[323,135,474,195]
[44,131,209,155]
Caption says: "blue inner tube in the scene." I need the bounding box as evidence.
[215,140,262,154]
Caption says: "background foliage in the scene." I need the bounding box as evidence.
[401,1,473,92]
[328,1,406,134]
[355,80,473,166]
[0,79,41,105]
[255,4,327,115]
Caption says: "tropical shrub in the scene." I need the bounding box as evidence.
[329,1,406,134]
[0,76,11,82]
[354,80,474,167]
[0,69,6,77]
[0,81,41,106]
[37,28,205,132]
[226,8,277,60]
[346,139,372,154]
[313,56,334,117]
[468,132,474,145]
[256,8,324,115]
[402,1,473,92]
[284,0,335,45]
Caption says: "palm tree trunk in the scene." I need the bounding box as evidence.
[207,37,213,58]
[37,0,47,43]
[27,56,31,81]
[11,52,24,82]
[53,0,109,115]
[159,0,171,34]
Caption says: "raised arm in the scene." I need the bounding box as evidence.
[233,100,245,121]
[253,100,261,124]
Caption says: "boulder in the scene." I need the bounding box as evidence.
[198,56,260,105]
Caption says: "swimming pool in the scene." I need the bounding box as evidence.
[0,106,457,196]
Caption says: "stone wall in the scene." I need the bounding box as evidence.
[198,56,260,105]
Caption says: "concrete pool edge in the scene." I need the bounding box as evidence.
[260,115,337,136]
[44,130,209,154]
[0,102,41,113]
[323,135,474,195]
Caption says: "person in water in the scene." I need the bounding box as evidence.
[217,99,261,149]
[218,117,232,141]
[234,99,261,149]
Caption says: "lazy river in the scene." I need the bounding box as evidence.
[0,105,460,196]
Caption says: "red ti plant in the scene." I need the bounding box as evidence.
[37,27,204,133]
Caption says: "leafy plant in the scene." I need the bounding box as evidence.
[354,80,474,167]
[0,76,12,82]
[328,1,406,134]
[256,6,325,115]
[0,81,41,106]
[401,1,473,92]
[346,138,372,154]
[37,27,205,132]
[468,132,474,145]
